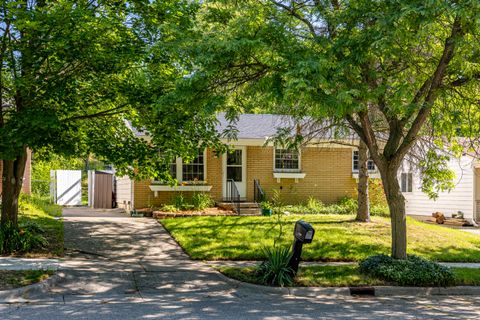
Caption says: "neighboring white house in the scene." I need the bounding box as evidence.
[401,155,480,222]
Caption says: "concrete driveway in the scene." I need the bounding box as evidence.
[1,207,480,319]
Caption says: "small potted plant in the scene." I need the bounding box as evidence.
[260,201,273,216]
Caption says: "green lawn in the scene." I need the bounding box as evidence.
[160,214,480,262]
[219,265,480,287]
[0,270,54,290]
[17,195,64,257]
[452,268,480,286]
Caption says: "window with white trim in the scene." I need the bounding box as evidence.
[274,149,300,172]
[163,150,206,183]
[352,150,376,172]
[401,172,413,193]
[182,151,205,182]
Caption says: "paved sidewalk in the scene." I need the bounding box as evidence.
[206,260,480,269]
[3,257,480,272]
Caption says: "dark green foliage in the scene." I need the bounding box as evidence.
[359,255,455,287]
[172,194,189,210]
[337,197,358,214]
[0,221,48,255]
[191,193,215,210]
[165,193,215,211]
[279,197,389,216]
[256,246,294,287]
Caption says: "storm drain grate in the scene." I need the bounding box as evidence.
[349,286,375,296]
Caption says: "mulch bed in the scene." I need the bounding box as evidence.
[153,207,236,219]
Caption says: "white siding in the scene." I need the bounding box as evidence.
[115,175,133,211]
[403,156,475,219]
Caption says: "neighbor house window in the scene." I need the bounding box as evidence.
[274,149,300,172]
[401,172,413,193]
[352,151,376,172]
[182,151,205,182]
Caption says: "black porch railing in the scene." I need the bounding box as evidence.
[254,179,265,204]
[226,179,241,214]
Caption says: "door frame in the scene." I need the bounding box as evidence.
[222,146,247,200]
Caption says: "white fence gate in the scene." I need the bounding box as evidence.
[50,170,82,206]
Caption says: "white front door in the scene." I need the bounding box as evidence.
[223,147,247,200]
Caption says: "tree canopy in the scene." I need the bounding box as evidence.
[0,0,224,227]
[175,0,480,258]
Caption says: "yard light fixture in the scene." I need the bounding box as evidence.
[288,220,315,276]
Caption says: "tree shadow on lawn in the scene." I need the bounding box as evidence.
[162,216,365,236]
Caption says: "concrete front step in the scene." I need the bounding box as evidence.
[217,202,261,215]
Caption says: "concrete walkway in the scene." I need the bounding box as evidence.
[0,258,60,271]
[2,207,480,319]
[3,258,480,271]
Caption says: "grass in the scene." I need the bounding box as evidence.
[219,265,480,287]
[0,270,54,290]
[160,214,480,262]
[17,194,64,257]
[452,268,480,286]
[220,265,387,287]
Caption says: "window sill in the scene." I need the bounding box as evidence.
[352,171,381,179]
[149,184,212,197]
[273,172,306,183]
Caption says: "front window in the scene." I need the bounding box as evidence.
[182,151,205,182]
[401,172,413,193]
[275,149,300,172]
[353,150,376,172]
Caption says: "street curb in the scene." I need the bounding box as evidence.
[0,272,65,302]
[374,286,480,296]
[215,270,349,296]
[215,271,480,297]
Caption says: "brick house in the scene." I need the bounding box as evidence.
[0,150,32,195]
[116,114,374,211]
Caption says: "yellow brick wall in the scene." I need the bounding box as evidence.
[133,149,223,209]
[246,146,357,204]
[206,149,223,201]
[132,146,357,208]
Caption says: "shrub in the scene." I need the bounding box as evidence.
[0,221,48,255]
[172,194,187,209]
[256,246,294,287]
[368,179,388,207]
[275,196,388,216]
[306,197,324,213]
[337,196,358,214]
[191,193,214,210]
[260,201,273,210]
[159,204,179,212]
[370,204,389,217]
[359,254,455,287]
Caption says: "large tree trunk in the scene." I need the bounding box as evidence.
[1,148,28,227]
[356,141,370,222]
[380,165,407,259]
